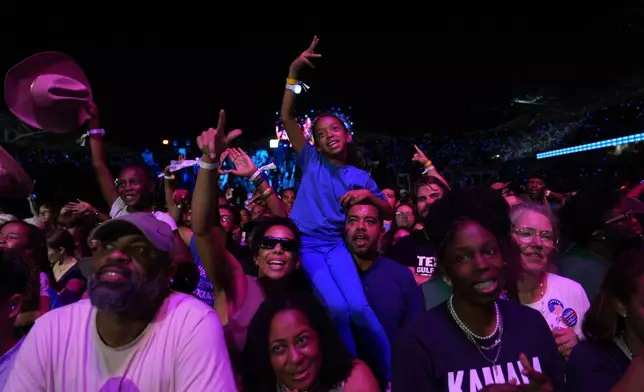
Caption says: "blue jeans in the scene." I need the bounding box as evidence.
[300,235,391,379]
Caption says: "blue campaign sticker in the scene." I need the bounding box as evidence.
[562,308,579,327]
[547,299,564,313]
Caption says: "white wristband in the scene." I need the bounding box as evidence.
[249,170,261,183]
[89,128,105,136]
[76,128,105,147]
[422,165,435,175]
[197,159,219,170]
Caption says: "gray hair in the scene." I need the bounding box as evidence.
[509,202,559,241]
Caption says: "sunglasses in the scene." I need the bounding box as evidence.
[259,236,298,252]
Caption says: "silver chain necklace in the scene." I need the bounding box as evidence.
[614,335,634,361]
[448,295,500,340]
[448,295,504,366]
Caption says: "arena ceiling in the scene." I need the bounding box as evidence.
[1,8,644,146]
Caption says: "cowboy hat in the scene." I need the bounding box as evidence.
[4,52,92,134]
[0,145,33,199]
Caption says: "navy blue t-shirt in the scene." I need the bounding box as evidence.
[358,256,425,344]
[391,300,565,392]
[567,339,630,392]
[356,256,424,390]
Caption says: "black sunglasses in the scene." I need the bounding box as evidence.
[259,236,298,252]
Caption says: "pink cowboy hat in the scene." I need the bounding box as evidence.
[4,52,92,134]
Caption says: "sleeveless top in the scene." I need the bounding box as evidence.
[223,275,266,351]
[223,270,315,352]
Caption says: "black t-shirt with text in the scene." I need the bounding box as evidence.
[391,300,565,392]
[388,230,438,279]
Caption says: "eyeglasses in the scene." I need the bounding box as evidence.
[259,236,299,252]
[513,227,556,248]
[395,212,414,218]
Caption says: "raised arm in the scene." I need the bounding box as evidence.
[412,144,451,191]
[162,166,182,223]
[86,103,118,206]
[191,111,247,310]
[280,36,322,154]
[219,148,289,218]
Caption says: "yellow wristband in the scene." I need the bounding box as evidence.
[286,78,298,85]
[424,161,433,168]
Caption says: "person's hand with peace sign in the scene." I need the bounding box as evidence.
[517,352,553,391]
[196,109,242,163]
[282,36,322,154]
[480,353,553,392]
[288,36,322,80]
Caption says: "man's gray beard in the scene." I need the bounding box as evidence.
[88,268,168,314]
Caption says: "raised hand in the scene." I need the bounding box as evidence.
[196,110,242,161]
[412,144,430,166]
[218,148,258,178]
[289,36,322,76]
[340,189,372,208]
[517,352,553,392]
[65,199,94,216]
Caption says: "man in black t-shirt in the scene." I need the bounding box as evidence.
[388,230,437,285]
[388,177,443,284]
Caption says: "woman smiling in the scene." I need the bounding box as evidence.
[242,293,379,392]
[511,203,590,358]
[391,188,565,391]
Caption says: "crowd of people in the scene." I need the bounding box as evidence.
[0,37,644,392]
[6,79,644,211]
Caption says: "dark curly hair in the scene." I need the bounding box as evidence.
[2,221,54,305]
[423,187,522,299]
[559,185,622,245]
[241,292,355,392]
[582,245,644,340]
